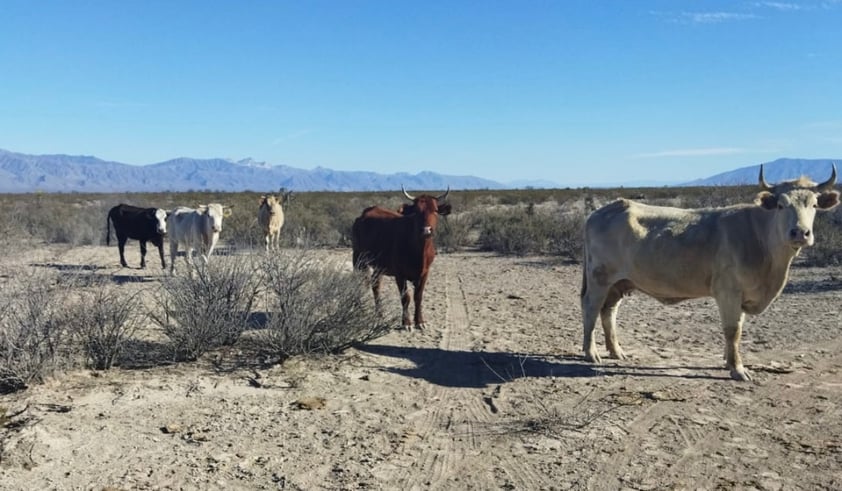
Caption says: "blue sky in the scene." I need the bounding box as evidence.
[2,0,841,186]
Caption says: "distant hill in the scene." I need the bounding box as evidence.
[3,149,838,193]
[0,149,509,193]
[686,158,840,186]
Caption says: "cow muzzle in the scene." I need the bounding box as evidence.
[789,227,813,247]
[422,226,433,237]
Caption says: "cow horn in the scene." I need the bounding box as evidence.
[436,186,450,201]
[402,185,415,201]
[817,163,838,191]
[758,165,773,191]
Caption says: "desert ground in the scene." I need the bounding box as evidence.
[2,243,842,490]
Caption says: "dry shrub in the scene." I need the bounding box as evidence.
[803,211,842,266]
[151,255,261,361]
[477,204,584,258]
[66,281,145,370]
[436,213,474,253]
[257,250,392,357]
[0,271,75,393]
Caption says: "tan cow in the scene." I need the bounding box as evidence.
[257,189,292,251]
[581,165,839,381]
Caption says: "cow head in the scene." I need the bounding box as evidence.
[259,195,280,214]
[199,203,230,234]
[755,164,840,248]
[149,208,168,235]
[401,186,452,238]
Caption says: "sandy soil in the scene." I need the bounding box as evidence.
[2,244,842,490]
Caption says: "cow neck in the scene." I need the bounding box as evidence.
[745,206,800,273]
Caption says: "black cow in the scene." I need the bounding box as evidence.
[352,187,452,330]
[106,204,169,269]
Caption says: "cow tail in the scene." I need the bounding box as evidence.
[106,211,112,246]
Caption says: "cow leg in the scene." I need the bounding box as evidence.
[117,236,129,268]
[581,279,610,364]
[600,285,626,360]
[186,247,197,271]
[157,243,166,270]
[716,296,751,381]
[264,233,270,252]
[139,240,148,269]
[169,241,178,274]
[395,276,412,330]
[370,270,384,317]
[413,275,428,330]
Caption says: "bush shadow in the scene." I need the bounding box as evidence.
[115,338,176,369]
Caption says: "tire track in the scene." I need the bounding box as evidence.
[388,260,550,489]
[586,335,842,489]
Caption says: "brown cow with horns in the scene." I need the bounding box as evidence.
[581,164,839,381]
[352,186,452,331]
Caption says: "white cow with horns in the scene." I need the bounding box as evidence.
[581,164,839,381]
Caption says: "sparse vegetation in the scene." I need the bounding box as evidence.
[66,280,145,370]
[0,271,76,393]
[1,183,842,394]
[257,250,393,358]
[150,255,261,361]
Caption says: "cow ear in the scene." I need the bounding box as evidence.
[223,206,233,217]
[755,192,777,210]
[818,190,841,210]
[438,203,452,216]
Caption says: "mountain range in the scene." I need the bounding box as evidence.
[685,158,840,187]
[0,149,838,192]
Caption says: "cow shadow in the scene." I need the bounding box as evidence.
[32,262,105,272]
[356,344,729,387]
[356,344,598,388]
[31,262,163,284]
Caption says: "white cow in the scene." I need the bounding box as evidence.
[581,165,839,381]
[168,203,232,273]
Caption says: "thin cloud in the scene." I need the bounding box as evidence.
[650,9,759,24]
[754,2,803,11]
[682,11,758,23]
[632,148,747,159]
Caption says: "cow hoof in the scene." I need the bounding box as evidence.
[584,351,602,364]
[608,349,627,360]
[414,323,427,330]
[730,367,753,382]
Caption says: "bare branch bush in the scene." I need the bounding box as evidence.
[257,249,393,358]
[150,255,261,361]
[0,271,76,393]
[65,279,145,370]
